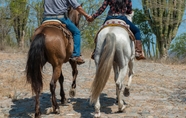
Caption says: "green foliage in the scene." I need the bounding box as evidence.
[79,0,107,49]
[133,9,155,58]
[9,0,30,47]
[142,0,186,58]
[170,33,186,58]
[0,2,12,47]
[34,0,44,26]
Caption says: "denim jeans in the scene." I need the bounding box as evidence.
[104,15,141,40]
[43,17,81,57]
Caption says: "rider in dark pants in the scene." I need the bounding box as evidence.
[87,0,146,60]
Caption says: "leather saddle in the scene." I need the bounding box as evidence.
[31,20,73,41]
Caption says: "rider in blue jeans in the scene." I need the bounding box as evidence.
[87,0,146,60]
[43,0,91,64]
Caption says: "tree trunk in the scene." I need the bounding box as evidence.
[19,30,25,49]
[142,0,185,59]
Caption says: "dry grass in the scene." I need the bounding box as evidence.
[81,48,93,58]
[0,47,185,101]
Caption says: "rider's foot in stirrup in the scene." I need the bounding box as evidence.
[71,56,85,65]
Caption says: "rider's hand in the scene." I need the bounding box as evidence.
[86,16,94,22]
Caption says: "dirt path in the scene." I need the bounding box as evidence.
[0,51,185,118]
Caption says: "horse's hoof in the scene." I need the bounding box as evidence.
[124,87,130,97]
[55,108,60,114]
[94,112,101,118]
[35,112,41,118]
[61,99,70,106]
[118,105,126,112]
[45,108,53,115]
[69,88,76,98]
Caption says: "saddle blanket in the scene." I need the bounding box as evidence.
[99,19,136,41]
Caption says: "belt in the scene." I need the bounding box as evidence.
[111,13,124,16]
[44,15,65,19]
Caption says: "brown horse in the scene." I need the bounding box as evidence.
[26,8,81,117]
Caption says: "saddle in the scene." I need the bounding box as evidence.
[94,19,136,42]
[31,20,73,41]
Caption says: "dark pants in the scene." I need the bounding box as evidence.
[104,15,141,40]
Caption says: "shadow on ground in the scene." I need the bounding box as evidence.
[70,93,116,118]
[9,93,51,117]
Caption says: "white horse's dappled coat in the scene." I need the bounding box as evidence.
[90,25,135,117]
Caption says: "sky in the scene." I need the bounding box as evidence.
[28,0,186,37]
[132,0,186,37]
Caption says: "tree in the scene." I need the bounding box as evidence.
[133,9,155,58]
[0,4,12,48]
[142,0,186,59]
[170,33,186,58]
[34,0,44,26]
[9,0,30,47]
[79,0,107,49]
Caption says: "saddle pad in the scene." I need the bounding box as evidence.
[98,19,135,41]
[103,19,130,28]
[43,19,61,24]
[42,20,66,28]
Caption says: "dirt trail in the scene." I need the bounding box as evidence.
[0,51,186,118]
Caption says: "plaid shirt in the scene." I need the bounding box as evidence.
[92,0,132,19]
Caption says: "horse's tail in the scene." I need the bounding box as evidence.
[90,33,116,104]
[26,33,47,94]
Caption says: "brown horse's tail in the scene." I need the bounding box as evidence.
[90,33,116,104]
[26,33,47,94]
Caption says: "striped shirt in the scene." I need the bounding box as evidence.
[92,0,132,19]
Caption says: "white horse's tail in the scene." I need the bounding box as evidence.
[90,33,116,104]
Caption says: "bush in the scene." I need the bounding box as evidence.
[170,33,186,58]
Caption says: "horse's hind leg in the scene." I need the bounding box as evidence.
[58,72,66,104]
[115,64,128,112]
[69,60,78,98]
[94,97,101,118]
[124,59,134,97]
[50,65,61,114]
[113,62,119,103]
[35,91,41,118]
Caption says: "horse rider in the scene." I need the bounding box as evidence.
[87,0,146,60]
[43,0,91,64]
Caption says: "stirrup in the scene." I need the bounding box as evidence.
[70,56,85,65]
[135,52,146,60]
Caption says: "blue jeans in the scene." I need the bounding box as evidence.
[43,17,81,57]
[104,15,141,40]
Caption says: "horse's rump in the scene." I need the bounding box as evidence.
[94,19,136,43]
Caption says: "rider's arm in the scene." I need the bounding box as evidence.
[76,6,91,20]
[92,0,109,19]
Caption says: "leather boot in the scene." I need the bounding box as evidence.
[135,40,146,60]
[70,56,85,65]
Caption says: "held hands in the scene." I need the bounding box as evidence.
[85,15,94,22]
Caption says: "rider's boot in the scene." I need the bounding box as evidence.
[71,56,85,65]
[135,40,146,60]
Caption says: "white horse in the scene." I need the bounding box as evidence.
[90,18,135,117]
